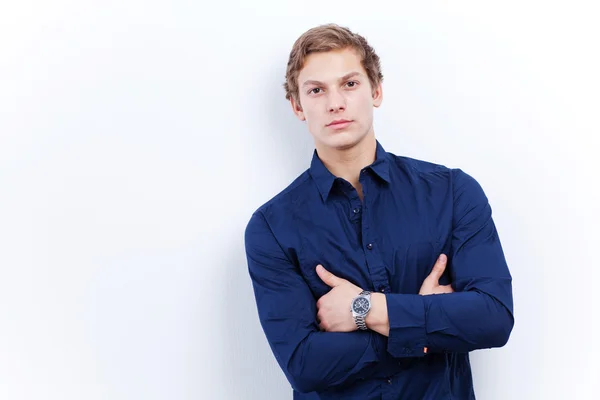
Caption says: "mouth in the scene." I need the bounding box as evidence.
[327,120,353,130]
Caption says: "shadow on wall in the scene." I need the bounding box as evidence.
[220,67,314,399]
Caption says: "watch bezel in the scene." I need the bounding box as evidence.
[351,295,371,316]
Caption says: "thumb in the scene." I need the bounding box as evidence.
[426,254,447,283]
[316,264,343,287]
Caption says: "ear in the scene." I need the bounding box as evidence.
[372,82,383,108]
[290,95,306,121]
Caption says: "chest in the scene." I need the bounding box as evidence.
[293,187,453,298]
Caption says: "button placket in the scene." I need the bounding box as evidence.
[349,202,362,221]
[359,172,390,294]
[342,179,362,221]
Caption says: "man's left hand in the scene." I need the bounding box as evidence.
[315,264,362,332]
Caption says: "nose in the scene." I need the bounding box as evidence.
[327,90,346,113]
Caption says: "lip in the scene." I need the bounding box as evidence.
[327,119,353,130]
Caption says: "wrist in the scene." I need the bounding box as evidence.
[365,293,387,329]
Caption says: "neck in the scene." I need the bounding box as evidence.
[315,132,377,187]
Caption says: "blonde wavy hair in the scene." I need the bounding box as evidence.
[283,23,384,105]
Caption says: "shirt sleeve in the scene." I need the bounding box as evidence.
[244,210,387,394]
[385,168,515,358]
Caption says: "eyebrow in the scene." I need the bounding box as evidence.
[301,71,364,88]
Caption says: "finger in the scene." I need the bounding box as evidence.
[316,264,343,288]
[425,254,447,283]
[438,284,454,294]
[319,320,328,331]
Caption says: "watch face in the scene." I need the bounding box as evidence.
[352,297,370,315]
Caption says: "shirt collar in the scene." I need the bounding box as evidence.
[309,139,391,202]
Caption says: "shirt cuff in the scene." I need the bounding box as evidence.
[385,293,428,358]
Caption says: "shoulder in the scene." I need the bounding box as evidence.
[387,152,454,186]
[244,169,312,233]
[393,154,450,174]
[387,152,486,199]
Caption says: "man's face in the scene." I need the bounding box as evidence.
[291,48,383,150]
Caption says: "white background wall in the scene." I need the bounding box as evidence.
[1,1,598,399]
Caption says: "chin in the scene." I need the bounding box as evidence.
[320,130,367,150]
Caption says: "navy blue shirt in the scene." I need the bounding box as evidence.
[244,140,514,399]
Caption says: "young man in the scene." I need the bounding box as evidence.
[244,23,514,399]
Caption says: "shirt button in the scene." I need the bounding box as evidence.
[387,378,392,384]
[378,286,386,293]
[366,243,373,250]
[353,208,360,214]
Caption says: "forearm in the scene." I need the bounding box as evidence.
[283,330,386,393]
[246,211,387,393]
[367,290,513,358]
[366,293,429,355]
[365,293,389,337]
[420,290,513,352]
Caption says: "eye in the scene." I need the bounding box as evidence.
[346,81,358,88]
[308,88,322,95]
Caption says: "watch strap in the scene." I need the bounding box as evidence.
[355,314,368,330]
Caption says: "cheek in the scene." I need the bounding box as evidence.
[355,98,375,123]
[352,94,373,111]
[306,116,322,134]
[303,110,325,132]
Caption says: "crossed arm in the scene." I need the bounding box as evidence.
[244,169,514,393]
[314,253,454,353]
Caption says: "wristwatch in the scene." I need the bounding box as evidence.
[351,290,372,330]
